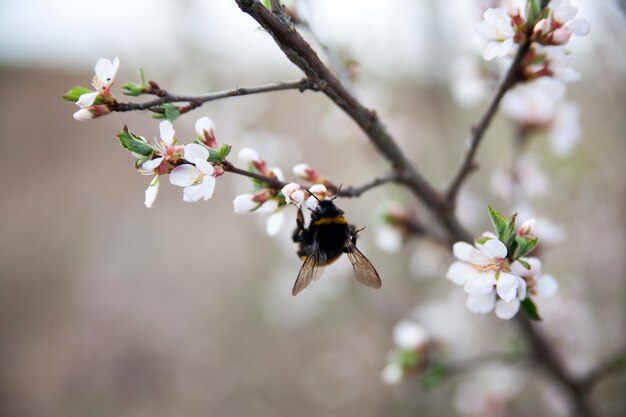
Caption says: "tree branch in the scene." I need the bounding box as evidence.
[446,36,534,204]
[580,351,626,390]
[235,0,470,242]
[222,161,399,198]
[110,79,314,113]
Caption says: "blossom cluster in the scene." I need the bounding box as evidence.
[454,0,590,157]
[117,117,228,208]
[233,159,333,236]
[446,206,557,320]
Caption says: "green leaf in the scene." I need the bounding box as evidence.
[134,156,149,169]
[62,86,92,102]
[420,360,447,390]
[476,236,493,245]
[207,148,221,163]
[521,298,542,321]
[518,259,531,270]
[122,83,147,96]
[117,127,154,156]
[488,206,509,240]
[512,236,539,259]
[218,144,232,160]
[526,0,541,25]
[152,104,180,121]
[398,350,420,369]
[262,0,271,9]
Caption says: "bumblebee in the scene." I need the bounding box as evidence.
[291,198,382,296]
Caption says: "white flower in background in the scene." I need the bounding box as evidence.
[380,363,404,385]
[549,102,581,156]
[475,7,516,60]
[447,238,524,318]
[490,155,549,200]
[393,319,429,351]
[511,257,558,299]
[375,225,403,253]
[239,147,263,165]
[538,0,590,45]
[450,57,492,108]
[282,183,306,207]
[502,77,565,126]
[195,116,217,148]
[169,144,216,202]
[453,364,525,417]
[514,206,567,245]
[532,44,581,83]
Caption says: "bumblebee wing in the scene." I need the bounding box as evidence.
[292,246,324,296]
[346,244,382,289]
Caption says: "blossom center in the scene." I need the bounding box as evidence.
[480,257,507,273]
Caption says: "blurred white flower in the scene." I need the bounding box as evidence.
[380,363,403,385]
[490,155,549,200]
[502,77,565,126]
[393,319,429,351]
[537,0,590,45]
[475,7,516,60]
[511,257,559,299]
[549,102,581,157]
[169,144,216,202]
[453,364,525,417]
[450,57,492,108]
[375,225,403,253]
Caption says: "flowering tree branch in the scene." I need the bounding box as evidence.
[110,78,315,115]
[446,25,535,205]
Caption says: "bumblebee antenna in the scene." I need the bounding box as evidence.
[330,184,342,201]
[307,189,321,202]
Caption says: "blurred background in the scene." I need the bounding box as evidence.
[0,0,625,416]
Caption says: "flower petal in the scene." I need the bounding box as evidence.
[256,199,279,214]
[184,143,210,163]
[496,272,519,302]
[169,165,199,187]
[446,261,476,286]
[239,147,261,163]
[309,184,327,194]
[568,18,590,36]
[141,157,164,173]
[195,158,215,176]
[381,363,403,385]
[453,242,482,263]
[159,120,175,145]
[479,238,508,259]
[393,320,428,350]
[194,116,215,137]
[95,57,120,86]
[233,194,258,213]
[144,176,159,208]
[464,272,496,295]
[76,92,99,108]
[182,185,203,202]
[266,211,284,236]
[466,290,496,314]
[495,298,520,320]
[199,176,216,200]
[73,108,94,121]
[536,274,558,298]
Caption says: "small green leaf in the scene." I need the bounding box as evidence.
[135,156,149,169]
[63,86,92,102]
[512,236,539,259]
[521,298,542,321]
[488,206,509,240]
[152,104,180,121]
[420,360,447,390]
[122,83,147,96]
[262,0,271,9]
[207,148,221,163]
[518,259,531,270]
[476,236,492,245]
[218,144,232,160]
[138,67,146,85]
[117,127,154,156]
[399,350,421,369]
[526,0,541,25]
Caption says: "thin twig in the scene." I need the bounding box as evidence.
[580,351,626,390]
[446,36,534,204]
[235,0,470,242]
[222,161,400,198]
[110,79,314,113]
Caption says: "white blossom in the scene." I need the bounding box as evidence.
[511,257,559,299]
[393,320,429,351]
[282,183,306,207]
[169,144,216,202]
[447,238,525,318]
[380,363,403,385]
[304,184,328,209]
[475,7,516,60]
[375,225,403,253]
